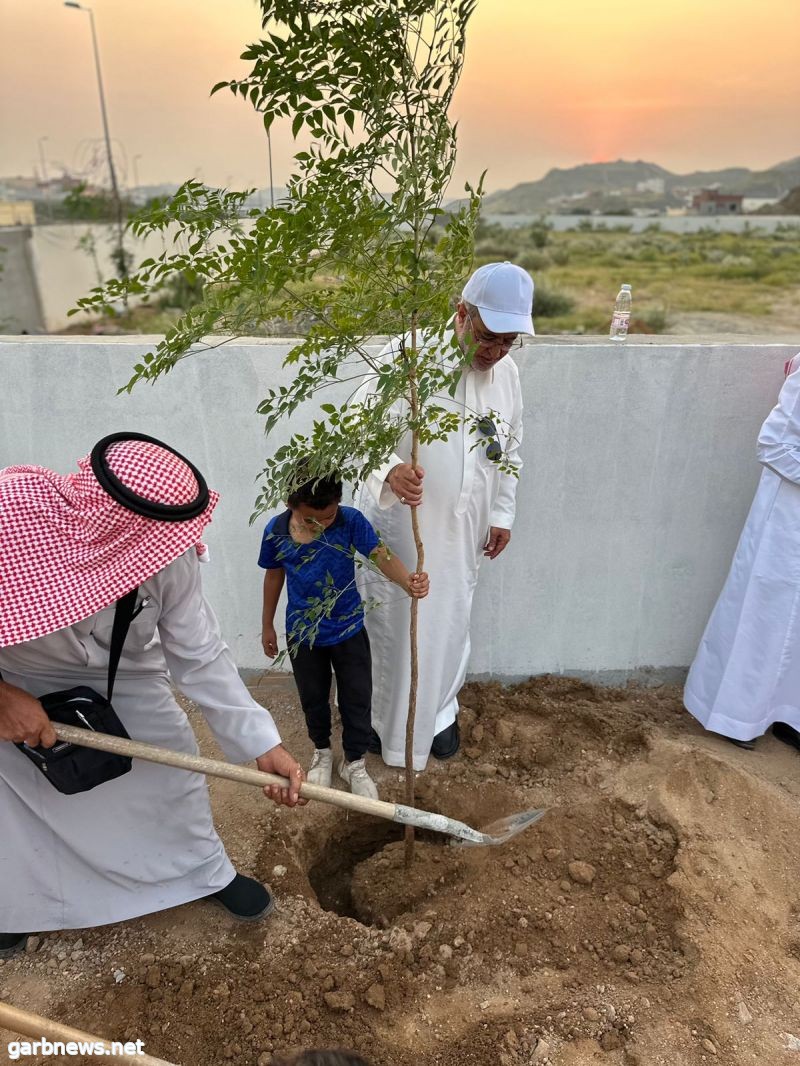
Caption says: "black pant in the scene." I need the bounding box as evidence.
[289,629,373,762]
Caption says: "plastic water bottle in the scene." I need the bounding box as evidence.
[610,284,632,341]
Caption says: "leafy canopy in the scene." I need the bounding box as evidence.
[73,1,508,511]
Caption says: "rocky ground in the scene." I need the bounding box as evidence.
[2,674,800,1065]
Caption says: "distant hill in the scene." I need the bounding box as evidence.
[483,161,671,213]
[483,157,800,213]
[773,156,800,173]
[760,184,800,214]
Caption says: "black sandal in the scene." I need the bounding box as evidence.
[431,719,460,760]
[0,933,29,958]
[773,722,800,751]
[207,874,275,922]
[719,734,756,751]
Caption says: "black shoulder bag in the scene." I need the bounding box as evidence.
[15,589,139,795]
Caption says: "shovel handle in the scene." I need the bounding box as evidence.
[52,724,398,821]
[0,1001,177,1066]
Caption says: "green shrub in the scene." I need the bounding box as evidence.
[534,282,575,317]
[630,308,670,334]
[527,217,552,249]
[516,249,548,272]
[475,240,519,260]
[156,270,204,311]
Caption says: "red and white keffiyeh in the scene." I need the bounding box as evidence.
[0,438,219,648]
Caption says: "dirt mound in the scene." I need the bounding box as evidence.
[3,675,800,1065]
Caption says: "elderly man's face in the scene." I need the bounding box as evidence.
[455,302,519,372]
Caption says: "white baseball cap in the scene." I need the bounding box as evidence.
[462,261,535,335]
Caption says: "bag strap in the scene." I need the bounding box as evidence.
[107,588,139,702]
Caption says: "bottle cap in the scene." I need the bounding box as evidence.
[621,284,632,291]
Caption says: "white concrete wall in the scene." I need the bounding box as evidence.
[0,227,46,333]
[1,336,796,681]
[28,224,172,333]
[484,213,800,234]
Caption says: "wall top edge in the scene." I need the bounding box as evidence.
[1,334,798,350]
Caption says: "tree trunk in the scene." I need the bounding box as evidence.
[404,323,424,868]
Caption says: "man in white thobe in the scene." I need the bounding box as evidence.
[0,434,304,956]
[684,352,800,750]
[356,262,533,772]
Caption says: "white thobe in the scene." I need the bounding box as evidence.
[684,360,800,741]
[0,550,280,932]
[355,331,523,771]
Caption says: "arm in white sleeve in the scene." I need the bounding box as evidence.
[490,373,524,528]
[368,453,404,509]
[757,364,800,486]
[352,335,411,510]
[156,552,281,763]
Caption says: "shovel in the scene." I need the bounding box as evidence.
[52,724,546,847]
[0,1000,178,1066]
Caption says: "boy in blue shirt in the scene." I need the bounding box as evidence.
[259,470,428,799]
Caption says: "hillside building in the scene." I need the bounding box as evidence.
[691,189,744,215]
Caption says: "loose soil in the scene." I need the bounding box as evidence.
[3,674,800,1065]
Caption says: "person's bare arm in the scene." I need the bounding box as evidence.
[261,569,286,657]
[0,681,56,747]
[370,545,429,597]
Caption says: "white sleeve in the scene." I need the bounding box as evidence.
[367,454,404,510]
[490,370,524,528]
[155,552,281,763]
[353,335,411,510]
[757,363,800,486]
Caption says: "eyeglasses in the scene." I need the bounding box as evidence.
[477,415,503,462]
[466,312,523,352]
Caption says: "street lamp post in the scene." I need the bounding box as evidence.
[64,1,126,276]
[38,135,50,220]
[37,136,49,186]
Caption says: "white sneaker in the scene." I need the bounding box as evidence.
[307,748,333,787]
[337,757,379,800]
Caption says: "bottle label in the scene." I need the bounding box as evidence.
[611,312,630,329]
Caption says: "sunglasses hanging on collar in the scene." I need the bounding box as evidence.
[477,416,503,463]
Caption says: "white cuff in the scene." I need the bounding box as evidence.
[370,453,403,511]
[489,509,515,529]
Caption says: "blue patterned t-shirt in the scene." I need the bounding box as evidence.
[258,506,380,648]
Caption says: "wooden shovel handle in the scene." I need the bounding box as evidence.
[0,1001,177,1066]
[52,724,398,821]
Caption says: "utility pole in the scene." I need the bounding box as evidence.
[37,137,49,186]
[65,2,127,277]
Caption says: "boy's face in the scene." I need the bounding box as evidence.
[292,501,340,531]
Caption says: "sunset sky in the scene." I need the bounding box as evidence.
[1,0,798,194]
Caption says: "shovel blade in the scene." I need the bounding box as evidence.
[394,803,546,847]
[468,807,548,846]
